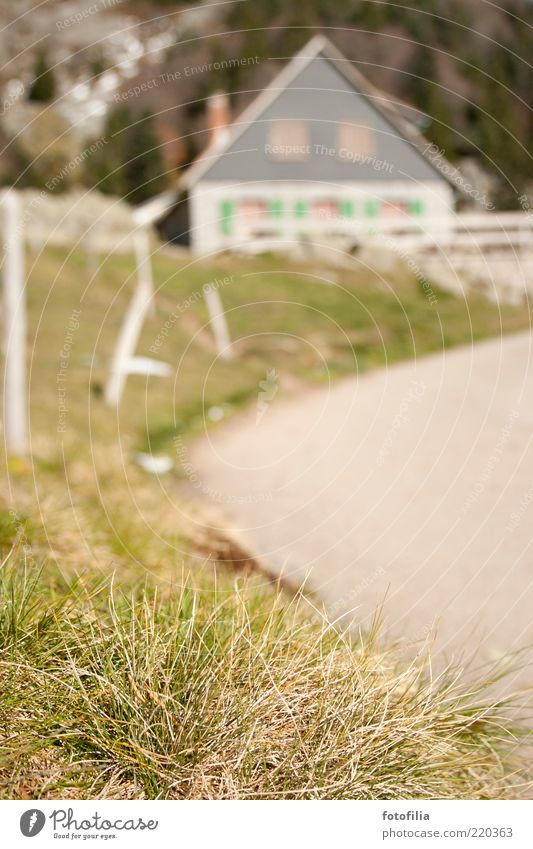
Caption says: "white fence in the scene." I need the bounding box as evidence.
[1,189,235,455]
[392,212,533,305]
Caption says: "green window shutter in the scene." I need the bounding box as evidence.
[220,200,234,235]
[294,200,308,219]
[340,200,354,218]
[410,199,424,216]
[365,199,379,218]
[269,199,283,218]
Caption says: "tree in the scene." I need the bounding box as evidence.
[123,109,168,204]
[28,52,56,102]
[89,107,167,204]
[408,46,456,156]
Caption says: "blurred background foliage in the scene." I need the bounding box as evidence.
[0,0,530,208]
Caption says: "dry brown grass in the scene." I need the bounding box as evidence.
[0,543,530,800]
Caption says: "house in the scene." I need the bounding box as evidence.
[138,35,460,254]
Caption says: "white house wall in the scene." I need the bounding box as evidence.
[189,181,455,255]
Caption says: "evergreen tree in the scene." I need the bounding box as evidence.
[89,106,167,204]
[124,109,167,204]
[90,107,129,197]
[28,52,56,102]
[409,46,437,110]
[409,46,455,156]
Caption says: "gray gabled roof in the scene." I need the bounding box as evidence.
[183,35,461,189]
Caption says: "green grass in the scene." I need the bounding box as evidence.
[0,546,529,800]
[24,243,529,461]
[2,244,531,800]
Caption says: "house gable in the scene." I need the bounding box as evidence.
[185,39,450,187]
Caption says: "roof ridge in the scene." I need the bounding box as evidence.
[182,35,462,191]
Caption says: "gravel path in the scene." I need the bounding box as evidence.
[188,332,533,679]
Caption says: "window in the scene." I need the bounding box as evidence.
[239,200,268,218]
[267,121,310,161]
[312,200,338,220]
[382,200,409,217]
[338,123,375,159]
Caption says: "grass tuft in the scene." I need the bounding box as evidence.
[0,551,529,800]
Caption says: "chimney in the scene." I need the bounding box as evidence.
[207,91,230,148]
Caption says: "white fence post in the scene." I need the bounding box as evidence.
[133,228,156,318]
[204,283,233,359]
[2,190,28,456]
[104,231,154,406]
